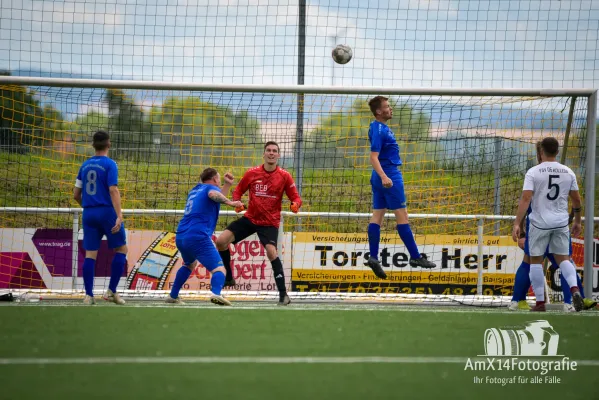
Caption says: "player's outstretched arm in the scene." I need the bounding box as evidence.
[109,185,124,234]
[221,172,235,197]
[208,190,243,208]
[513,190,533,242]
[569,190,582,237]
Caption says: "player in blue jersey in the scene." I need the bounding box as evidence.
[73,131,128,305]
[366,96,436,279]
[166,168,243,306]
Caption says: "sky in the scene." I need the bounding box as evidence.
[0,0,598,89]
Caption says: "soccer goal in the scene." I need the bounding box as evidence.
[0,76,596,307]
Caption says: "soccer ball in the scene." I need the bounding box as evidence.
[332,44,353,65]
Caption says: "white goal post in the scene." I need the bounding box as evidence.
[0,76,596,305]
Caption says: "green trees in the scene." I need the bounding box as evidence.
[103,89,154,156]
[0,75,262,165]
[306,97,431,168]
[149,97,259,146]
[147,96,261,166]
[0,71,69,153]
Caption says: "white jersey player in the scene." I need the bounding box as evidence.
[512,137,583,312]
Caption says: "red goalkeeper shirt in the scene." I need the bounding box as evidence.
[232,165,302,228]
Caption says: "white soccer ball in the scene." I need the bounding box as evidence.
[332,44,353,65]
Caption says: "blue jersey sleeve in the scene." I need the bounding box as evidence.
[107,160,118,187]
[177,184,221,236]
[369,124,384,153]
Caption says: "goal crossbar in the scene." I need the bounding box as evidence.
[0,76,596,96]
[0,78,595,304]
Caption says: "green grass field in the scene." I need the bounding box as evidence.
[1,302,598,400]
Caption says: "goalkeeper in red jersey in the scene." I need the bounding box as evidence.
[215,141,302,306]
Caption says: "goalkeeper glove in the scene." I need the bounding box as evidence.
[290,202,300,213]
[235,204,246,213]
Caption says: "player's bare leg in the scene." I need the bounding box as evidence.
[366,209,388,279]
[216,229,236,287]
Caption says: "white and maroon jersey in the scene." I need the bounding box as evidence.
[233,165,302,228]
[523,161,579,230]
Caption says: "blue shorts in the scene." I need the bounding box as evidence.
[82,207,126,251]
[176,233,223,272]
[370,169,406,210]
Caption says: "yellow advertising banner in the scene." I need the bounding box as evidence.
[291,232,520,295]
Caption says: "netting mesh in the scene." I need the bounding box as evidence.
[2,0,598,89]
[0,83,591,304]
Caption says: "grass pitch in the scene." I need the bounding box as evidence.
[1,302,598,400]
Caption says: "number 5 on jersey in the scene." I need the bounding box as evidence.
[547,174,559,201]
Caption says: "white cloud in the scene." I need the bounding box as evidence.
[0,0,597,89]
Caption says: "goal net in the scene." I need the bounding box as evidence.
[0,78,595,306]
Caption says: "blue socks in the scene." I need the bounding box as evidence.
[169,267,226,298]
[397,224,420,259]
[170,266,192,299]
[83,253,127,296]
[368,223,421,260]
[561,273,571,304]
[109,253,126,293]
[561,272,584,304]
[367,223,381,260]
[211,271,225,296]
[511,261,530,302]
[578,274,585,298]
[83,257,96,296]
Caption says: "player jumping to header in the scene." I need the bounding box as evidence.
[366,96,436,279]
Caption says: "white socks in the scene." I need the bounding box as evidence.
[559,260,578,290]
[529,264,545,302]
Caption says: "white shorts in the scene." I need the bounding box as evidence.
[525,224,570,257]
